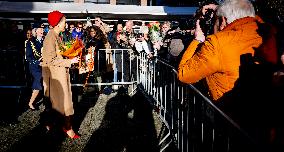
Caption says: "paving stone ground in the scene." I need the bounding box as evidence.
[0,86,166,152]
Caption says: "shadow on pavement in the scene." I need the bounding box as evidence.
[84,86,159,152]
[6,124,66,152]
[0,88,33,125]
[72,86,100,132]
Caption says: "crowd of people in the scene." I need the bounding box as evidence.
[21,14,196,93]
[19,9,195,140]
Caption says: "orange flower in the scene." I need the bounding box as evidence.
[60,38,84,59]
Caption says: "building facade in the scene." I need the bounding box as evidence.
[3,0,203,6]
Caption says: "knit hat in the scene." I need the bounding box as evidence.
[48,10,64,27]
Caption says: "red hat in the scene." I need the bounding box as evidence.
[48,10,64,27]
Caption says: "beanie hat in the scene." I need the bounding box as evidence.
[48,10,64,27]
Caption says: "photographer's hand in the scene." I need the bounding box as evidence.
[195,20,205,43]
[202,4,218,15]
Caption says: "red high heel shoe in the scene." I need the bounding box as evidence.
[63,128,80,139]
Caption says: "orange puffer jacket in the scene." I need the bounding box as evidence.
[178,17,263,101]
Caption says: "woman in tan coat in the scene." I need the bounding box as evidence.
[41,10,80,139]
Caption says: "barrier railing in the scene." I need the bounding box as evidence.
[137,52,260,152]
[70,48,139,94]
[0,48,139,90]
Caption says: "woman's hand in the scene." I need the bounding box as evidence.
[147,52,154,59]
[71,56,80,64]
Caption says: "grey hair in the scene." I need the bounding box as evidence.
[216,0,255,24]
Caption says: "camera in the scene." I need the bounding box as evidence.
[189,6,216,36]
[199,9,215,36]
[136,33,143,38]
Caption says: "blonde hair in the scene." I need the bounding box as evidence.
[162,21,171,28]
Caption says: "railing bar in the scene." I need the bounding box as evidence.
[159,132,171,145]
[130,51,132,82]
[113,49,116,82]
[160,140,173,152]
[121,49,124,82]
[71,82,136,86]
[156,58,254,143]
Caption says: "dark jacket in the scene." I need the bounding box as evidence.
[25,37,43,65]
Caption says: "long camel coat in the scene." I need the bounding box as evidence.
[41,29,74,116]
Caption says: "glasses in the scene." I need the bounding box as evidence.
[76,27,83,31]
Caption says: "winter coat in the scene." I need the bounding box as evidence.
[41,29,74,116]
[25,37,43,90]
[178,17,263,101]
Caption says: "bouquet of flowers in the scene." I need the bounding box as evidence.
[59,37,84,59]
[79,46,97,88]
[79,46,96,74]
[148,21,162,43]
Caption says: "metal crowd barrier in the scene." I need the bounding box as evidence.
[70,48,139,94]
[0,48,139,92]
[137,52,261,152]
